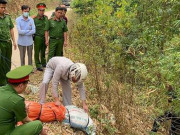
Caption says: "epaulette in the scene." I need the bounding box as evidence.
[53,16,56,21]
[31,15,37,19]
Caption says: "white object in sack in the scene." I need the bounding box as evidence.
[63,105,96,135]
[28,84,39,94]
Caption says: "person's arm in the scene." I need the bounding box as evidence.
[52,66,62,105]
[16,18,31,35]
[9,17,16,50]
[63,32,67,47]
[12,99,28,123]
[77,83,88,113]
[45,31,49,46]
[44,19,50,46]
[10,28,17,50]
[63,21,68,47]
[24,19,36,35]
[22,116,32,124]
[82,100,88,113]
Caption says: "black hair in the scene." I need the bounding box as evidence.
[9,80,29,87]
[21,5,30,11]
[0,0,7,4]
[62,7,67,12]
[55,7,64,12]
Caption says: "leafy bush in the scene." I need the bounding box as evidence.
[69,0,180,134]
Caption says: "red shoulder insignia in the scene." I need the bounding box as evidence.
[53,16,56,21]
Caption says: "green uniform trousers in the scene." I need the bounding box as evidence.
[48,38,63,61]
[0,41,12,86]
[34,36,47,68]
[8,120,42,135]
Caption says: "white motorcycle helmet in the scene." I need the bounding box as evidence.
[69,63,88,83]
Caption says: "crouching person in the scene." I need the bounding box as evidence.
[39,57,89,113]
[0,65,47,135]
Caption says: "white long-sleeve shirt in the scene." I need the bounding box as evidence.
[47,57,86,100]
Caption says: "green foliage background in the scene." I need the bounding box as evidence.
[68,0,180,134]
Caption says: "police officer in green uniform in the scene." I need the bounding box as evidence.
[45,7,68,61]
[0,65,47,135]
[33,3,48,71]
[0,0,16,86]
[51,5,68,24]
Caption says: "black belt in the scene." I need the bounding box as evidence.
[35,34,44,37]
[50,37,61,40]
[34,34,45,38]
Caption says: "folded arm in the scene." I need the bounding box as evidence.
[24,19,36,35]
[77,83,88,112]
[16,19,36,35]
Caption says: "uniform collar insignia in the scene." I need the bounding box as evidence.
[37,14,44,19]
[53,16,62,22]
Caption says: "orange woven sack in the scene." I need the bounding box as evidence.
[25,101,41,120]
[25,101,66,122]
[42,102,66,122]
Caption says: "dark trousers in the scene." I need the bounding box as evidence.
[48,38,63,61]
[0,41,12,86]
[34,36,46,68]
[18,45,33,66]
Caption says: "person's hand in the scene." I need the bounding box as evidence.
[41,127,48,135]
[25,102,30,113]
[45,40,49,46]
[13,42,17,50]
[54,99,61,106]
[63,41,67,47]
[83,103,88,113]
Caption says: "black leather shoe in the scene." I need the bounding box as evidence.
[37,68,43,71]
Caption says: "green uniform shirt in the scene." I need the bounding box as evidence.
[0,14,14,41]
[0,85,27,134]
[33,14,48,37]
[44,17,68,39]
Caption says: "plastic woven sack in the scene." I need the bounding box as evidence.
[25,101,66,122]
[28,84,39,94]
[41,102,66,122]
[25,101,41,120]
[63,105,96,135]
